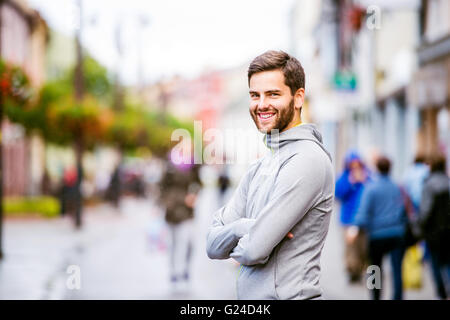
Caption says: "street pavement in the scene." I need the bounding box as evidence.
[0,185,438,300]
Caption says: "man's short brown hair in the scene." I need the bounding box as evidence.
[248,50,305,96]
[428,153,446,173]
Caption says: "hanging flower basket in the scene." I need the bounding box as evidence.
[0,59,32,107]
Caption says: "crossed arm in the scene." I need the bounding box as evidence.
[206,155,324,266]
[206,166,254,260]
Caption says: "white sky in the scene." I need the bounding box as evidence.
[28,0,295,85]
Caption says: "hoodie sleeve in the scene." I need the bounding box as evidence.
[229,154,326,266]
[206,165,256,260]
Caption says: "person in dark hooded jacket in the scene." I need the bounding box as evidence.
[419,154,450,299]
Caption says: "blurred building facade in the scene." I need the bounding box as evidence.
[292,0,432,181]
[143,71,226,131]
[0,0,49,196]
[409,0,450,174]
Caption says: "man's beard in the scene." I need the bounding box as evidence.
[253,98,295,134]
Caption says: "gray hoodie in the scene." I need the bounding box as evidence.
[206,123,335,300]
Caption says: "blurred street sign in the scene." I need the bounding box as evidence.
[333,70,357,91]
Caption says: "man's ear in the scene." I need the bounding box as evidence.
[294,88,305,111]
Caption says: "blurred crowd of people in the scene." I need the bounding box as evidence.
[335,150,450,300]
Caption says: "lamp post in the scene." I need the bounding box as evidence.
[72,0,97,229]
[113,18,124,111]
[72,0,84,229]
[137,14,150,99]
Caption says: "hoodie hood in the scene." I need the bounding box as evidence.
[264,123,332,162]
[343,149,365,171]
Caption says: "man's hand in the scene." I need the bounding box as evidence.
[345,226,359,244]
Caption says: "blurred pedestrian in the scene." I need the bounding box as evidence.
[159,155,201,292]
[403,153,429,212]
[353,156,407,300]
[418,153,450,299]
[217,163,231,208]
[60,166,78,217]
[41,169,52,196]
[106,163,122,208]
[335,150,371,283]
[206,50,334,300]
[401,153,429,247]
[95,169,111,200]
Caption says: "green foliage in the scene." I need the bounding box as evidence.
[2,57,193,156]
[3,196,60,218]
[106,104,162,154]
[64,55,112,102]
[106,104,194,156]
[27,56,114,148]
[45,95,113,149]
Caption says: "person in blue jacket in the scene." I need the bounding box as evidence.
[353,156,407,300]
[335,150,371,282]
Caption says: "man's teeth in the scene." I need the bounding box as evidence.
[260,113,275,119]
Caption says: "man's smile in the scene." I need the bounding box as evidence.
[257,112,276,121]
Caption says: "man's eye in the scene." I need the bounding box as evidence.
[250,94,259,98]
[270,93,279,97]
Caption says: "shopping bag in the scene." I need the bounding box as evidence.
[402,244,423,290]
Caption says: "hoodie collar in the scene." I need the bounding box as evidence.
[263,123,332,162]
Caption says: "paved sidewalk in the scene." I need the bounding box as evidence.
[0,189,238,300]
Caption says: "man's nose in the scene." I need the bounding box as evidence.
[257,96,269,110]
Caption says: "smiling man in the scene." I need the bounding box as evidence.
[206,50,335,300]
